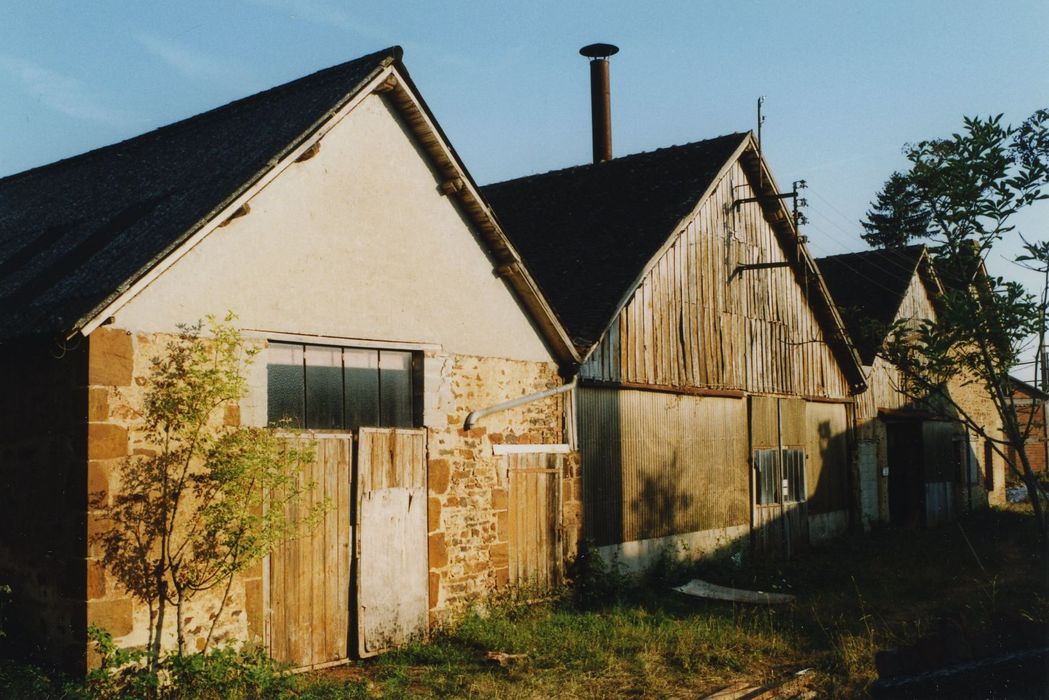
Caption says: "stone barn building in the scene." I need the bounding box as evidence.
[0,47,582,672]
[816,245,1006,530]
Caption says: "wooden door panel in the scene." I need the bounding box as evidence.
[269,435,352,669]
[355,428,427,657]
[507,452,562,589]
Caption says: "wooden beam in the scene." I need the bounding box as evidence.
[438,177,464,196]
[372,75,398,94]
[218,202,250,227]
[295,142,321,163]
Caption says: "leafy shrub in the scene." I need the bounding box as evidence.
[80,625,300,700]
[564,540,629,610]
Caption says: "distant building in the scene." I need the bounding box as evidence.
[1007,376,1048,476]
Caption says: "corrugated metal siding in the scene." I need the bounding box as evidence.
[805,401,850,514]
[578,387,748,546]
[581,160,851,399]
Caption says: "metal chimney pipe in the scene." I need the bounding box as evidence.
[580,43,619,163]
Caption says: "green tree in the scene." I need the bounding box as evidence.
[860,171,932,248]
[94,315,325,666]
[878,112,1049,545]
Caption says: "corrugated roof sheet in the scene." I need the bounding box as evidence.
[481,133,748,353]
[815,245,926,364]
[0,46,399,340]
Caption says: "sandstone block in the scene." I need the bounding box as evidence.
[428,532,448,570]
[489,542,508,568]
[87,560,107,600]
[428,497,441,533]
[223,404,241,426]
[88,598,133,637]
[87,388,109,422]
[428,571,441,609]
[496,510,509,539]
[87,460,112,507]
[88,423,127,460]
[429,459,450,494]
[491,488,508,511]
[88,328,134,387]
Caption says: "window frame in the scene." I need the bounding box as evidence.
[266,341,422,433]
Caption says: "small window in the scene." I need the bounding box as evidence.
[267,342,419,432]
[755,449,779,505]
[782,448,806,503]
[755,448,805,504]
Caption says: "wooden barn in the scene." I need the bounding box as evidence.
[0,47,583,671]
[484,132,868,568]
[816,245,1006,530]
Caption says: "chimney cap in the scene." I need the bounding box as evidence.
[579,43,619,59]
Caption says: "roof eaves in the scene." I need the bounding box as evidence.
[378,62,580,368]
[740,140,868,394]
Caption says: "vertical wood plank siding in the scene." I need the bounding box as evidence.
[805,402,850,514]
[578,387,749,546]
[269,435,352,669]
[581,160,850,399]
[507,453,562,589]
[854,272,940,424]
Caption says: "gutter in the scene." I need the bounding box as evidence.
[464,378,577,430]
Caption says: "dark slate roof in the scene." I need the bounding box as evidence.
[815,245,927,364]
[0,46,400,341]
[482,133,748,352]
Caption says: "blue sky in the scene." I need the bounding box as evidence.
[2,1,1047,368]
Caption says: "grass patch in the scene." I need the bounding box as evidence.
[2,506,1044,698]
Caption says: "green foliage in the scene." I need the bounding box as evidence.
[72,624,304,699]
[875,111,1049,540]
[94,314,327,661]
[860,171,932,248]
[564,540,629,609]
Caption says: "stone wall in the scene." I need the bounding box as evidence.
[422,352,576,624]
[948,375,1006,506]
[0,340,87,671]
[82,328,576,658]
[85,328,261,664]
[1009,393,1047,476]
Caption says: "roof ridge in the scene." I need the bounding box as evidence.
[814,243,926,263]
[0,46,401,187]
[483,131,749,189]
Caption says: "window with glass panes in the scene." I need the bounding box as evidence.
[267,342,419,431]
[754,447,806,504]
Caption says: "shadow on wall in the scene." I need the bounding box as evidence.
[581,389,623,546]
[0,341,89,672]
[631,449,695,541]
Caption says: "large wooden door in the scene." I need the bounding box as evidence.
[269,435,352,669]
[355,428,427,657]
[749,397,808,559]
[505,450,564,589]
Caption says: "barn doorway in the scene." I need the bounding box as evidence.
[749,397,809,559]
[497,445,567,590]
[267,428,428,669]
[886,420,925,528]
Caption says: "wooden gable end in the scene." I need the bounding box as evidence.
[857,269,940,419]
[581,157,851,399]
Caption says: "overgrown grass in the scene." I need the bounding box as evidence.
[2,505,1044,698]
